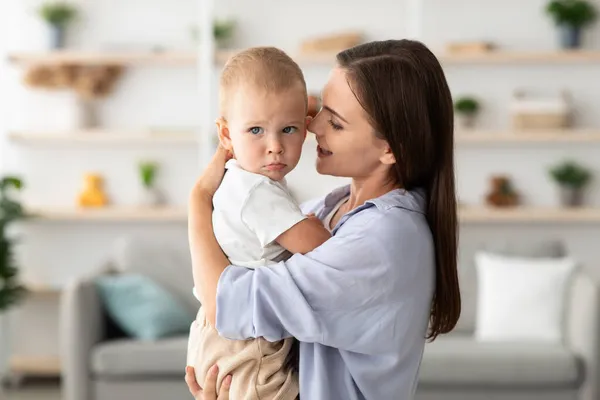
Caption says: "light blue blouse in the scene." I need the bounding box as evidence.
[215,185,435,399]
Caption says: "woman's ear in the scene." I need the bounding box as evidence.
[380,146,396,165]
[215,117,233,151]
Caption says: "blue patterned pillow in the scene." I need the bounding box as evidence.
[96,274,194,340]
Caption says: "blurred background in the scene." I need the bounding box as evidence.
[1,0,600,399]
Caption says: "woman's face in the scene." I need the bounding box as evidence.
[308,67,392,179]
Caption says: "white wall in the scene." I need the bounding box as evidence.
[1,0,600,363]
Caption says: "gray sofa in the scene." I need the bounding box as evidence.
[60,237,599,400]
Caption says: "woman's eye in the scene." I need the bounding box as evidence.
[328,119,343,131]
[282,126,297,134]
[249,127,263,135]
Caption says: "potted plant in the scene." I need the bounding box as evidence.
[546,0,597,49]
[190,18,237,49]
[38,1,77,49]
[549,160,593,207]
[0,176,28,381]
[138,161,164,207]
[213,19,236,48]
[454,96,480,130]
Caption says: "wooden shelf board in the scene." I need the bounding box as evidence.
[24,282,62,295]
[456,129,600,143]
[28,206,187,222]
[11,50,600,67]
[459,206,600,223]
[9,355,61,376]
[8,50,197,66]
[23,205,600,223]
[8,49,338,66]
[221,49,600,65]
[8,130,198,145]
[440,50,600,64]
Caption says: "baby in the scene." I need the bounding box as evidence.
[187,47,331,399]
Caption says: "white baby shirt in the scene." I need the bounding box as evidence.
[213,159,307,267]
[193,159,307,301]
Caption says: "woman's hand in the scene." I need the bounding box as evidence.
[185,365,232,400]
[190,144,233,202]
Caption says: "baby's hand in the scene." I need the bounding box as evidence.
[306,213,319,221]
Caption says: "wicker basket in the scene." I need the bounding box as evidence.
[512,112,570,130]
[510,90,571,130]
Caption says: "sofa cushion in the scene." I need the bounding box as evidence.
[112,236,198,316]
[92,336,188,378]
[96,274,194,340]
[419,335,581,387]
[454,239,566,334]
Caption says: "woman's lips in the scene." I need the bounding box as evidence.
[317,145,333,157]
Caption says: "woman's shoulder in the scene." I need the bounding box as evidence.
[342,188,433,251]
[351,188,428,227]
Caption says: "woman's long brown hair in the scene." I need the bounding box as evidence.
[337,39,461,340]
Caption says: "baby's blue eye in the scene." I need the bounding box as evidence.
[249,127,263,135]
[282,126,297,134]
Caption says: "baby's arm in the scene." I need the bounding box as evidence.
[242,181,331,256]
[274,215,330,254]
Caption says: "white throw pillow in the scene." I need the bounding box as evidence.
[474,251,577,343]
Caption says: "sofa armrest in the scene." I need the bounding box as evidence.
[565,271,600,400]
[60,277,106,400]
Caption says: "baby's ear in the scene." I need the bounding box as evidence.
[303,116,312,137]
[215,117,233,150]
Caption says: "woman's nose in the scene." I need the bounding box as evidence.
[308,113,322,137]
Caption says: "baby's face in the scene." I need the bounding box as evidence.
[221,85,308,181]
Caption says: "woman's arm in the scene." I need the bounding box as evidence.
[190,148,434,352]
[215,209,435,354]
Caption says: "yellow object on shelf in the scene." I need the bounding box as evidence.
[78,173,108,207]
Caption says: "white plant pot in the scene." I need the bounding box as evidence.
[456,113,477,130]
[558,186,584,208]
[139,187,165,207]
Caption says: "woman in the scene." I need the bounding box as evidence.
[186,39,461,399]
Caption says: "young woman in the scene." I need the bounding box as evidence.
[186,39,461,400]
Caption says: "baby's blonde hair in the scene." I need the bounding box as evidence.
[219,46,307,117]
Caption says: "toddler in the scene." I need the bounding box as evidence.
[187,46,331,400]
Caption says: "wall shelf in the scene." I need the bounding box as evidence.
[220,49,600,66]
[7,50,197,66]
[459,206,600,223]
[8,130,198,145]
[24,282,62,295]
[439,50,600,65]
[27,206,187,222]
[456,129,600,144]
[10,49,600,68]
[23,205,600,223]
[9,355,61,376]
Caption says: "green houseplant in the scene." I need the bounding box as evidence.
[549,160,593,206]
[0,176,28,380]
[454,96,481,129]
[190,18,237,49]
[38,1,77,49]
[138,161,164,207]
[546,0,597,48]
[0,176,28,310]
